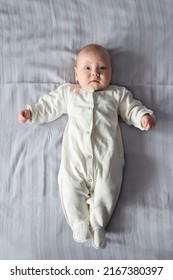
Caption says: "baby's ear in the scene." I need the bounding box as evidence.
[74,67,78,82]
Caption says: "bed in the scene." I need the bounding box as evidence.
[0,0,173,260]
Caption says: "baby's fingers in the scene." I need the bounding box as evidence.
[18,113,26,123]
[144,119,155,131]
[18,110,30,123]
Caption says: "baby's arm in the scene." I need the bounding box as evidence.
[118,87,155,130]
[18,84,68,124]
[141,114,155,131]
[19,109,32,123]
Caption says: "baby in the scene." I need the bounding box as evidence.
[19,44,155,249]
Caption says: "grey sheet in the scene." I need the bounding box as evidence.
[0,0,173,259]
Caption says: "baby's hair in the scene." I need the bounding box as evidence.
[76,44,111,66]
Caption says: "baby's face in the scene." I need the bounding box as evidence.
[75,47,112,91]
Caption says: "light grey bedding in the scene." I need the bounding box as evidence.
[0,0,173,259]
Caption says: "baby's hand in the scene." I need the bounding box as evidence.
[18,109,32,123]
[141,114,155,131]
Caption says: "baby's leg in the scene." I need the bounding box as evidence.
[92,228,106,249]
[73,222,91,243]
[88,170,123,249]
[58,171,91,243]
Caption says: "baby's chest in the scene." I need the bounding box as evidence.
[67,92,118,120]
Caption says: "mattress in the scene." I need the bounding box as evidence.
[0,0,173,259]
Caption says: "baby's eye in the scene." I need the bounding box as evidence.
[99,66,107,70]
[84,66,91,70]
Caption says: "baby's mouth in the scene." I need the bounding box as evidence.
[89,80,100,83]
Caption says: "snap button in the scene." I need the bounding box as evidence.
[88,155,93,159]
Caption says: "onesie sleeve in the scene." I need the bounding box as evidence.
[27,84,68,124]
[118,87,155,130]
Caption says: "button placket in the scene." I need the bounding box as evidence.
[86,95,94,188]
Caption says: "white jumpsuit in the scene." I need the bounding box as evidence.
[28,83,154,247]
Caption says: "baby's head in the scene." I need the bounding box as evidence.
[75,44,112,91]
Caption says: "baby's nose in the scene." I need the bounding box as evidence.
[92,70,100,76]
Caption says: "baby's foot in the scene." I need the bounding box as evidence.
[73,222,91,243]
[92,228,107,249]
